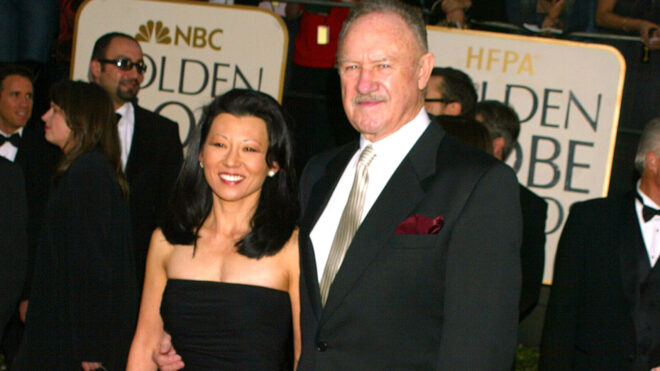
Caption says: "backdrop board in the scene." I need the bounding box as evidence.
[428,27,626,282]
[72,0,288,146]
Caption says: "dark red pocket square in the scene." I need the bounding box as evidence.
[394,214,444,235]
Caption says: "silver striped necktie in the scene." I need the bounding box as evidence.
[319,145,376,306]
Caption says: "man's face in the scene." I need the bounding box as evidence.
[424,76,451,116]
[0,75,33,134]
[90,36,144,108]
[337,12,433,142]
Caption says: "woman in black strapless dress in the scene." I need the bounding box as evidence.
[127,89,300,370]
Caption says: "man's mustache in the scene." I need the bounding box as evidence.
[352,94,387,104]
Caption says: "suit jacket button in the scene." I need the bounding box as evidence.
[316,341,328,351]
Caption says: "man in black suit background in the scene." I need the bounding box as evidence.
[424,66,478,118]
[88,33,183,291]
[540,118,660,370]
[297,0,521,369]
[475,100,547,320]
[0,64,58,367]
[0,158,28,353]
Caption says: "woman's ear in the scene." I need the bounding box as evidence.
[268,161,280,177]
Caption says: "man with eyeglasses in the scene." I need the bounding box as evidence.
[89,32,183,292]
[424,66,477,118]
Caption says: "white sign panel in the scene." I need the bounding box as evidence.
[428,27,625,282]
[72,0,288,145]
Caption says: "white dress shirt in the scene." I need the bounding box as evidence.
[0,127,24,162]
[116,102,135,170]
[636,181,660,267]
[310,108,431,281]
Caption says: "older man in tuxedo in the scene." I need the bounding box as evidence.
[155,0,521,369]
[540,118,660,370]
[295,0,521,369]
[89,32,183,290]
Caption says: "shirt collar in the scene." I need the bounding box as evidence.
[115,101,133,119]
[637,180,660,209]
[359,107,430,158]
[0,126,24,137]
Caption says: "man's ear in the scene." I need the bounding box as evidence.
[89,60,101,82]
[443,102,462,116]
[492,137,506,160]
[417,52,435,91]
[646,152,659,175]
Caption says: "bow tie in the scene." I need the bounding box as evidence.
[642,205,660,222]
[0,133,21,147]
[636,192,660,222]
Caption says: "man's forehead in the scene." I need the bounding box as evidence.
[105,37,143,59]
[1,75,33,93]
[340,11,420,55]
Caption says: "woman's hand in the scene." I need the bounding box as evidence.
[638,20,660,49]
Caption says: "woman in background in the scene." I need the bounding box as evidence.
[15,80,138,370]
[596,0,660,49]
[127,89,300,370]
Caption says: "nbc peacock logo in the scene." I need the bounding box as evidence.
[134,20,223,50]
[136,20,172,44]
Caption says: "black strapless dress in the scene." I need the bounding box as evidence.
[160,279,293,370]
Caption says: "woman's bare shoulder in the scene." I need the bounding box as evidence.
[279,228,299,269]
[148,228,176,261]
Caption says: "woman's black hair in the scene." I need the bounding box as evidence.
[162,89,299,258]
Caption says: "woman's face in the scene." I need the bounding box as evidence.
[42,103,72,151]
[199,113,278,205]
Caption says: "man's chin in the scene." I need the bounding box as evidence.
[118,91,139,102]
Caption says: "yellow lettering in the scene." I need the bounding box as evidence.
[486,49,501,71]
[174,26,191,46]
[503,51,518,73]
[193,27,207,48]
[518,53,534,75]
[209,29,223,51]
[466,47,483,70]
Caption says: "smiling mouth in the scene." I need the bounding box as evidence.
[220,173,245,183]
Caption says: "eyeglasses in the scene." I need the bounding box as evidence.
[425,98,455,103]
[98,58,147,74]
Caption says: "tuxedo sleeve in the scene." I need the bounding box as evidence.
[436,162,522,370]
[0,162,28,334]
[539,203,585,369]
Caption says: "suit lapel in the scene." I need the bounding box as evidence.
[619,192,643,309]
[321,124,444,321]
[301,143,358,320]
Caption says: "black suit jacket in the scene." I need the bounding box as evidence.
[0,158,28,335]
[519,185,547,319]
[13,119,59,299]
[298,122,522,370]
[126,105,183,288]
[540,192,660,370]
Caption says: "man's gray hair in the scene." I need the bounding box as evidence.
[635,117,660,174]
[475,100,520,161]
[337,0,428,56]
